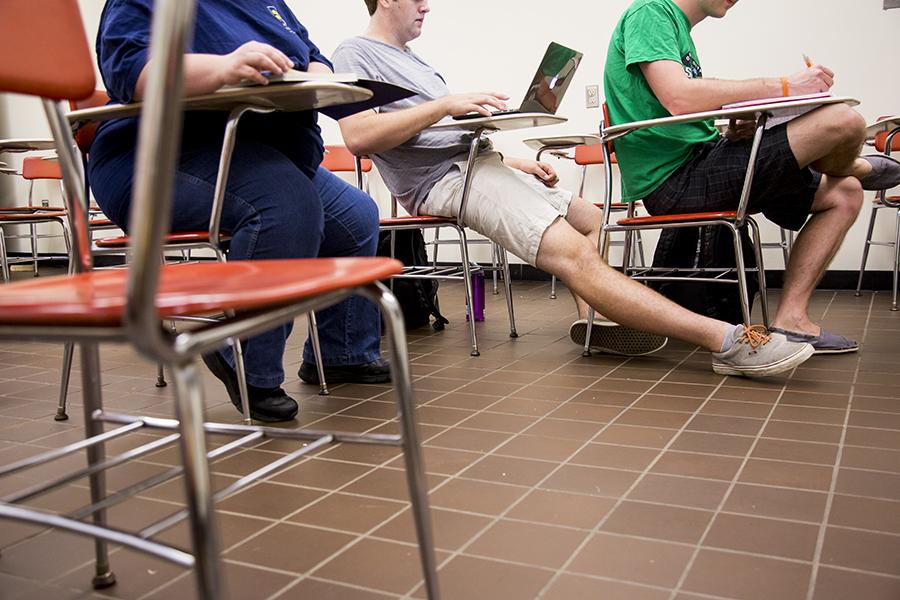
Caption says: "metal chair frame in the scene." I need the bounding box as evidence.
[374,130,519,356]
[0,2,439,598]
[581,106,775,356]
[855,126,900,309]
[0,156,71,281]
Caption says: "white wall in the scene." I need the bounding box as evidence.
[2,0,898,271]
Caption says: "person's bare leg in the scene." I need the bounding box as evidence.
[786,104,868,177]
[536,217,731,351]
[772,175,863,335]
[563,197,604,318]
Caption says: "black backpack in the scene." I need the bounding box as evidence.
[376,229,449,331]
[650,224,759,325]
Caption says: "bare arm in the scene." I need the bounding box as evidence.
[338,92,509,157]
[503,156,559,187]
[640,60,835,116]
[132,41,295,101]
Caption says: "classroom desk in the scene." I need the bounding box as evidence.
[522,133,601,161]
[0,139,56,154]
[67,80,374,124]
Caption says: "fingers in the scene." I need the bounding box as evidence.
[237,41,293,74]
[237,64,270,85]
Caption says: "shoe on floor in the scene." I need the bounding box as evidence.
[859,155,900,191]
[569,319,668,356]
[201,351,298,422]
[298,358,391,385]
[712,324,814,377]
[769,326,858,354]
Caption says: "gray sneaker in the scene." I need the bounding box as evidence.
[712,325,814,377]
[768,327,858,355]
[859,155,900,191]
[569,319,668,356]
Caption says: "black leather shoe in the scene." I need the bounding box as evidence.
[297,358,391,385]
[201,351,298,422]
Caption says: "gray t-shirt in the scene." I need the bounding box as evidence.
[331,36,487,215]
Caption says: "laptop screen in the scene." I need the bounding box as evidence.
[518,42,583,114]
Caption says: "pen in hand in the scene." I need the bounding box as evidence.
[803,53,813,68]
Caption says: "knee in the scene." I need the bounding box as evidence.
[832,176,865,218]
[822,105,866,147]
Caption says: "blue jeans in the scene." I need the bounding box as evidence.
[90,137,381,388]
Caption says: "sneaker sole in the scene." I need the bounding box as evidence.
[812,346,859,355]
[298,365,391,385]
[569,321,668,356]
[712,343,815,377]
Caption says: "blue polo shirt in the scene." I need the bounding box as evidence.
[91,0,331,180]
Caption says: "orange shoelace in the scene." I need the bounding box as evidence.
[738,324,771,349]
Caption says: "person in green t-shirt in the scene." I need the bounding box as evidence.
[604,0,900,355]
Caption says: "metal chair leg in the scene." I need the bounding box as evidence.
[230,337,252,423]
[170,360,222,600]
[55,342,75,421]
[729,225,753,326]
[491,242,499,295]
[0,228,9,282]
[79,342,116,589]
[856,204,880,296]
[778,227,790,268]
[373,283,440,600]
[307,311,329,396]
[748,219,770,328]
[498,247,518,338]
[893,208,900,311]
[157,321,177,387]
[549,275,558,299]
[635,230,646,268]
[29,222,39,277]
[457,227,480,356]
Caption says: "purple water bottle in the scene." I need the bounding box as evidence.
[467,272,485,322]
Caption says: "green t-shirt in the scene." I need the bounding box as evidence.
[603,0,718,202]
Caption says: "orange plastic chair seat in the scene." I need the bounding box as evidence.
[89,218,114,228]
[0,257,403,327]
[617,210,744,226]
[0,211,65,222]
[379,216,457,227]
[0,206,65,213]
[322,145,373,173]
[94,231,232,248]
[593,202,631,211]
[875,131,900,153]
[574,144,616,165]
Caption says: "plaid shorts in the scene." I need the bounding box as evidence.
[643,123,821,231]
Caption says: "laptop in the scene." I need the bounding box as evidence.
[453,41,583,121]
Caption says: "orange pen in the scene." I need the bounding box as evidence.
[803,53,813,68]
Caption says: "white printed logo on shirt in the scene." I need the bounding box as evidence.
[267,6,295,34]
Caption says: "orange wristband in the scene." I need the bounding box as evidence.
[780,76,789,97]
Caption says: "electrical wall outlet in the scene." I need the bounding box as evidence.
[585,85,600,109]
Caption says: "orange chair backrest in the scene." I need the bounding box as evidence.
[69,89,111,154]
[875,130,900,153]
[574,144,617,165]
[601,103,616,157]
[0,0,95,101]
[22,156,62,180]
[322,145,373,173]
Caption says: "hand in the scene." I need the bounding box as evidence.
[508,157,559,187]
[725,118,756,141]
[441,92,510,118]
[217,41,295,86]
[787,64,834,95]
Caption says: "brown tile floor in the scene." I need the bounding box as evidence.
[1,279,900,599]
